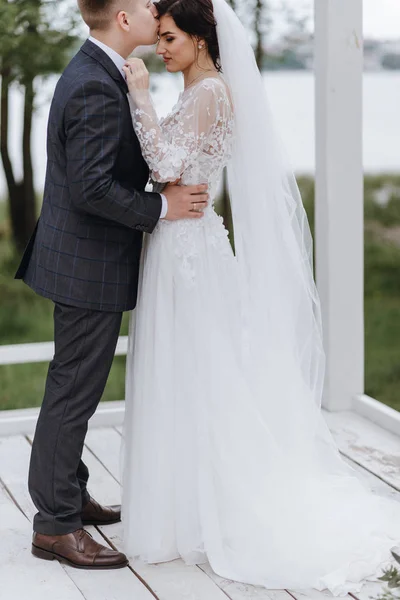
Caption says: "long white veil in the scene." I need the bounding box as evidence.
[213,0,325,408]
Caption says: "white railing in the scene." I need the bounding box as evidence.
[0,340,399,438]
[0,337,129,365]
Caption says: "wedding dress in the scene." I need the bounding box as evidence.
[121,74,400,595]
[121,1,400,595]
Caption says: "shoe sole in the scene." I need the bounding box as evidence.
[32,543,129,570]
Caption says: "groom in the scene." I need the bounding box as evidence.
[15,0,208,569]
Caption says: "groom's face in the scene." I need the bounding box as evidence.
[127,0,159,46]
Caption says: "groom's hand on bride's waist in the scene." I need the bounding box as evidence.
[162,183,209,221]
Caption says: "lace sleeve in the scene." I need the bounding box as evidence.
[127,80,233,183]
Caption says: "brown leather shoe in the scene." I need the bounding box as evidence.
[81,497,121,526]
[32,529,128,570]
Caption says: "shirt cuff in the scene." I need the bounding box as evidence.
[160,193,168,219]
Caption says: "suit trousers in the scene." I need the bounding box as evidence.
[28,302,122,535]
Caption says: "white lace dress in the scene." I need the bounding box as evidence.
[121,77,400,595]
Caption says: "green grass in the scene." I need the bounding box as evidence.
[363,231,400,411]
[0,175,400,412]
[297,176,400,412]
[365,296,400,411]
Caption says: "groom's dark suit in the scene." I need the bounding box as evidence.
[15,40,162,535]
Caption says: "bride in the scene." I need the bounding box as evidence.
[121,0,400,594]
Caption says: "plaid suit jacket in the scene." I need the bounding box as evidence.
[15,39,162,312]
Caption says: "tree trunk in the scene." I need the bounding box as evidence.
[0,68,17,198]
[20,77,37,244]
[254,0,264,69]
[1,72,37,252]
[220,168,234,249]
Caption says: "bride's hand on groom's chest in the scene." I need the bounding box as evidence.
[123,58,150,96]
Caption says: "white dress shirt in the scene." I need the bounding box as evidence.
[88,36,168,219]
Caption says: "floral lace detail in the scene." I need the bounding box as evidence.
[174,221,200,286]
[160,210,234,287]
[128,77,234,192]
[128,77,235,284]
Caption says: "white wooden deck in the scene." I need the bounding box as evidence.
[0,409,399,600]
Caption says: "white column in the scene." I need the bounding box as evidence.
[314,0,364,411]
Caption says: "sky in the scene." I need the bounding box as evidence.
[363,0,400,39]
[65,0,400,41]
[268,0,400,40]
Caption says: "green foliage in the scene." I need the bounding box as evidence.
[382,53,400,70]
[364,175,400,227]
[374,560,400,600]
[374,586,400,600]
[297,175,315,233]
[262,50,307,70]
[365,233,400,297]
[365,296,400,411]
[379,566,400,589]
[0,0,80,83]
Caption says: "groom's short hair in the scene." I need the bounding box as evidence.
[78,0,135,31]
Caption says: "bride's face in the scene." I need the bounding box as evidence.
[156,15,203,73]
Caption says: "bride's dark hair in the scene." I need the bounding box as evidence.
[155,0,222,72]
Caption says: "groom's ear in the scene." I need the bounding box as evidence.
[117,10,131,31]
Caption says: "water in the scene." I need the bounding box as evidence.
[1,71,399,196]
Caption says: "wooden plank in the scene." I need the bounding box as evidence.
[289,589,336,600]
[87,527,157,600]
[323,410,400,490]
[2,434,154,600]
[82,445,122,504]
[0,337,128,366]
[0,425,396,600]
[349,582,386,600]
[104,522,230,600]
[200,562,292,600]
[342,456,400,502]
[315,0,364,410]
[0,480,85,600]
[0,435,37,519]
[85,427,123,483]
